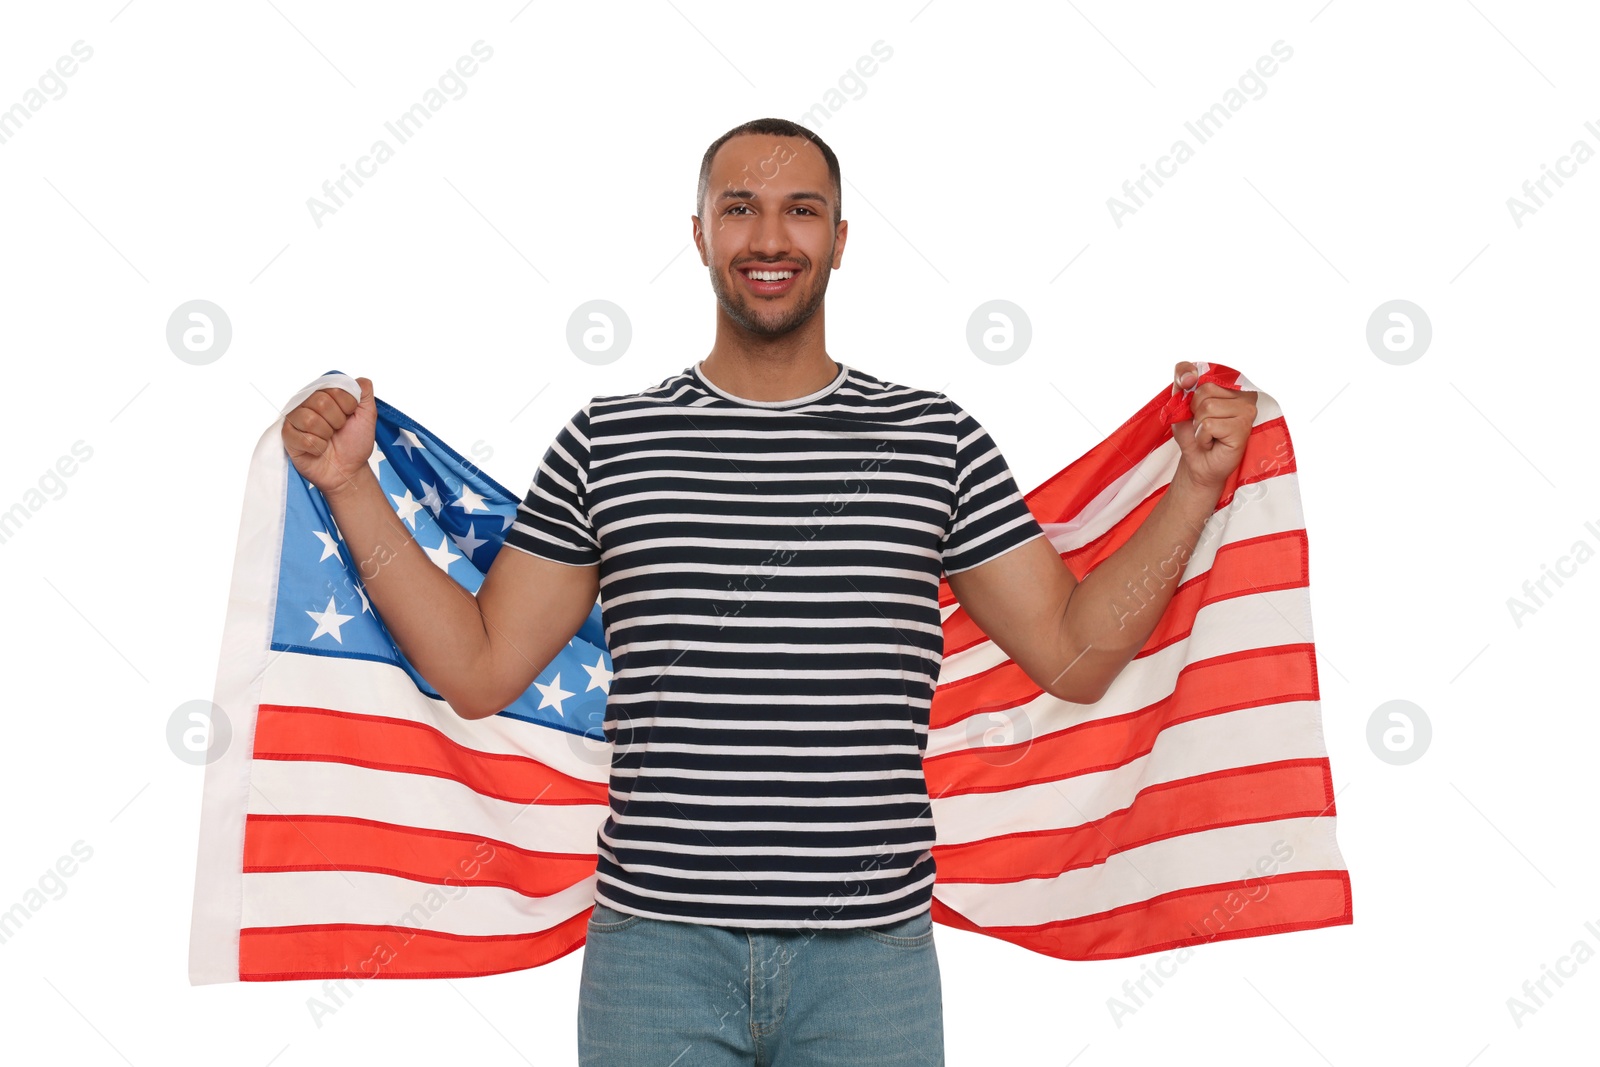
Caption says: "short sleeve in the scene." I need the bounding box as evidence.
[939,397,1047,576]
[502,402,601,567]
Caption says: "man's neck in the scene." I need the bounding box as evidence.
[700,313,836,403]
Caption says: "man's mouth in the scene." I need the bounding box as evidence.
[739,266,800,296]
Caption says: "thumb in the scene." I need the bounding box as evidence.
[354,377,375,413]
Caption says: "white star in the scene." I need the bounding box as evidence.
[305,596,354,643]
[353,582,371,614]
[366,448,385,478]
[392,428,425,460]
[311,529,341,562]
[534,672,576,716]
[453,484,489,514]
[581,654,613,693]
[390,489,424,528]
[419,480,444,516]
[451,522,488,559]
[422,535,461,573]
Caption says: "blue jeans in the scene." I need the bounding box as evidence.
[577,902,946,1066]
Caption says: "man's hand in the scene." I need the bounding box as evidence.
[1169,361,1258,493]
[281,375,377,498]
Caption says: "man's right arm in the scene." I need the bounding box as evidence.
[285,377,599,720]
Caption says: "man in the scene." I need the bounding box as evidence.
[280,117,1257,1066]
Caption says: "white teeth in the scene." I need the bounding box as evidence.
[747,270,795,281]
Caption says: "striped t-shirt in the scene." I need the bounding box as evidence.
[501,360,1047,929]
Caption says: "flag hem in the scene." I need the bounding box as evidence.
[187,398,295,983]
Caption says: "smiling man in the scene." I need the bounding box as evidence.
[280,117,1257,1066]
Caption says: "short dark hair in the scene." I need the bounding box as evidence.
[697,117,841,226]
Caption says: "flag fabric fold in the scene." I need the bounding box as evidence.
[188,363,1350,984]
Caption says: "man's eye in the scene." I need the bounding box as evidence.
[726,204,751,215]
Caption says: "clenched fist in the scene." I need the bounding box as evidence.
[281,376,376,496]
[1169,361,1258,494]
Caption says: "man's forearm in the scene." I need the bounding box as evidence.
[1051,464,1223,702]
[321,465,491,707]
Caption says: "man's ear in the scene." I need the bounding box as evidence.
[691,215,708,264]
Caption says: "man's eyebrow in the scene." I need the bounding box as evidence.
[715,189,830,208]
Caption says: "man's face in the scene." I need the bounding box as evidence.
[693,134,846,338]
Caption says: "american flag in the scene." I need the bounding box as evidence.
[188,364,1350,984]
[924,361,1351,958]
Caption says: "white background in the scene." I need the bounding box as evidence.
[2,1,1595,1064]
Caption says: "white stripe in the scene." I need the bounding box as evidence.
[594,865,937,909]
[602,585,937,612]
[240,869,598,937]
[609,786,930,807]
[929,700,1329,845]
[595,426,951,447]
[592,493,950,529]
[609,613,944,638]
[607,740,922,758]
[610,715,924,731]
[607,810,931,834]
[928,585,1315,758]
[588,444,948,473]
[246,759,607,854]
[601,515,946,540]
[931,815,1345,926]
[590,853,915,883]
[609,765,926,784]
[593,463,951,490]
[599,560,939,587]
[259,649,608,783]
[595,827,927,859]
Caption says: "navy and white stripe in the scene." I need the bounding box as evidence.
[502,361,1046,928]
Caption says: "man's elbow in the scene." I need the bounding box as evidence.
[443,684,504,721]
[1045,674,1110,706]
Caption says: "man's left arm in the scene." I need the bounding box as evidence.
[946,361,1258,705]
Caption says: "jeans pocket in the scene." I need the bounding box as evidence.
[587,901,646,933]
[860,908,934,948]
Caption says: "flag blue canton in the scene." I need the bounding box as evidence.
[269,382,610,739]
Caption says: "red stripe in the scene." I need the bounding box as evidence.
[242,814,598,898]
[1058,418,1297,582]
[239,910,591,981]
[932,759,1334,881]
[931,870,1352,961]
[926,641,1320,793]
[940,527,1308,666]
[253,705,608,807]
